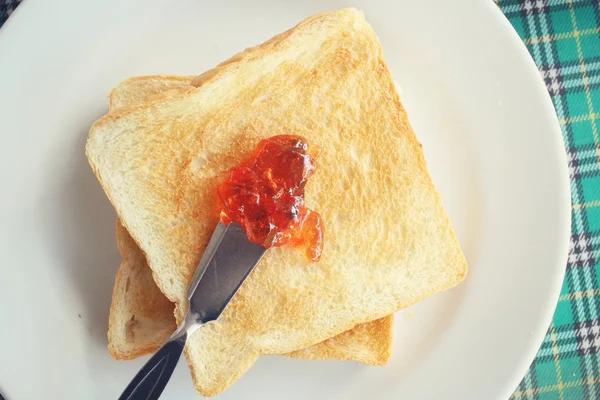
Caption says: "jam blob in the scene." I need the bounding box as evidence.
[217,135,323,261]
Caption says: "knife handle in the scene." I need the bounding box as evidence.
[118,331,187,400]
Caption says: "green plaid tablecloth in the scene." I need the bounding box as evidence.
[1,1,599,398]
[497,1,600,399]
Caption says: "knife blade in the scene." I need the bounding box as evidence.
[118,221,267,400]
[187,220,267,324]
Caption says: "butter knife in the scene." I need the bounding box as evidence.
[118,221,267,400]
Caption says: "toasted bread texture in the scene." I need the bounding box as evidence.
[87,8,467,396]
[108,220,176,359]
[106,75,394,363]
[110,221,394,363]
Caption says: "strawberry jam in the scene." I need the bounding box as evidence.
[217,135,323,261]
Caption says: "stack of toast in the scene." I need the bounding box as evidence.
[87,8,467,396]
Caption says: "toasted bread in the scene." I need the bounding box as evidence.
[110,221,393,363]
[108,220,176,359]
[87,8,466,396]
[106,75,393,363]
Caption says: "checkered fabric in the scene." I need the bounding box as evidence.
[1,1,599,399]
[498,1,600,399]
[0,0,19,24]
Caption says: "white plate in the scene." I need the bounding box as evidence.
[0,0,570,399]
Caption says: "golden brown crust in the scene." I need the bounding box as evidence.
[107,221,176,360]
[287,315,393,365]
[108,75,196,110]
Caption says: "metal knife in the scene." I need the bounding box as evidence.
[118,221,267,400]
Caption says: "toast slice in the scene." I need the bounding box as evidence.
[110,220,393,362]
[87,8,467,396]
[107,75,393,364]
[108,220,177,359]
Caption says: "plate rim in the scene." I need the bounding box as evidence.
[483,2,571,397]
